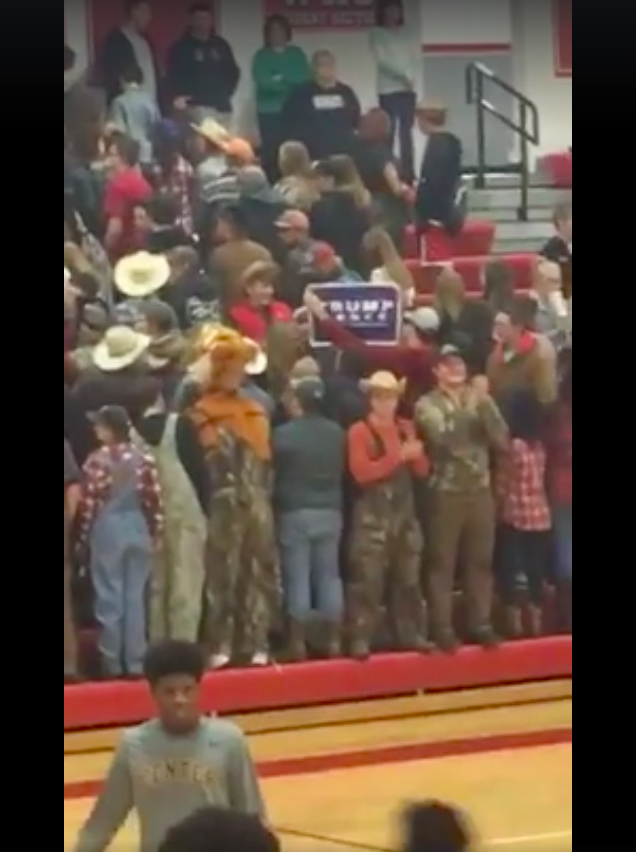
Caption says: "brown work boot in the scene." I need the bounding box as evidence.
[324,623,343,659]
[527,606,544,638]
[350,637,371,662]
[287,621,308,663]
[472,626,502,650]
[434,629,461,655]
[504,606,524,639]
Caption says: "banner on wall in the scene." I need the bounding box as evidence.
[554,0,572,76]
[88,0,216,65]
[264,0,376,30]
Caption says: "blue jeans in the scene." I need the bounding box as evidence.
[278,509,344,623]
[90,511,152,677]
[379,91,417,182]
[553,504,572,582]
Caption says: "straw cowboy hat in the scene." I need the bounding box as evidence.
[243,338,268,376]
[93,326,150,372]
[361,371,406,395]
[192,117,232,149]
[114,252,171,299]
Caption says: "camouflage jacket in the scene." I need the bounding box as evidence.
[416,390,509,493]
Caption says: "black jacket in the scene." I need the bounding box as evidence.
[96,27,161,106]
[167,33,240,113]
[416,131,464,235]
[283,81,361,161]
[310,192,371,275]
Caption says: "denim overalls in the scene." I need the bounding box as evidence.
[90,448,153,677]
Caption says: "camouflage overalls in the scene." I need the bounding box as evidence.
[198,429,281,663]
[347,438,429,659]
[416,389,509,643]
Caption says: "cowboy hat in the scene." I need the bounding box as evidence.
[361,371,406,395]
[243,338,268,376]
[191,117,232,149]
[93,326,150,373]
[114,252,171,299]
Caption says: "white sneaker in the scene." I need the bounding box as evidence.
[210,653,231,670]
[250,652,270,667]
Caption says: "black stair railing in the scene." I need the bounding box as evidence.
[466,62,541,222]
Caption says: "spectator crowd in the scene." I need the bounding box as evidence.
[64,0,573,684]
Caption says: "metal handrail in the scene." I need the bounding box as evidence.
[466,62,541,221]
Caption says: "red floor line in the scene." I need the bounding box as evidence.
[64,727,572,801]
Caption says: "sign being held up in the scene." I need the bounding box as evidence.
[310,283,402,347]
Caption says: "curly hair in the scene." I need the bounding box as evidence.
[159,807,280,852]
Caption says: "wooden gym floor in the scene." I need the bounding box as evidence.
[64,682,573,851]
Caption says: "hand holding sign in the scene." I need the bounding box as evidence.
[308,283,403,347]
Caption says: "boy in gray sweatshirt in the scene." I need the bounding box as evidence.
[73,642,266,852]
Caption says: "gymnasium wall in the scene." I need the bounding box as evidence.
[64,0,572,158]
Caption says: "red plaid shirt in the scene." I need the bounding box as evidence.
[78,444,165,545]
[151,156,194,233]
[547,406,572,505]
[496,439,552,531]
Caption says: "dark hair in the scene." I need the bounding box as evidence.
[93,406,132,443]
[144,641,206,686]
[73,271,101,301]
[509,295,538,330]
[144,192,180,227]
[263,14,292,46]
[217,204,249,235]
[125,0,149,12]
[402,801,472,852]
[158,807,280,852]
[376,0,404,27]
[153,122,183,175]
[484,260,515,314]
[190,2,213,13]
[64,44,76,72]
[110,134,141,167]
[120,62,144,86]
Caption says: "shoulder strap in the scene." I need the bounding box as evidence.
[162,414,179,447]
[364,422,388,461]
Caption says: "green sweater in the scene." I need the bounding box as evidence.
[252,45,311,115]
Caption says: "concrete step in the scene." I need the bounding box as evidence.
[491,220,553,255]
[463,171,556,189]
[496,221,554,241]
[467,187,572,211]
[493,237,547,254]
[493,238,547,254]
[471,207,548,223]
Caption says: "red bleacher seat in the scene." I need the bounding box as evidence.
[408,253,536,296]
[404,220,497,262]
[454,220,497,258]
[541,151,572,189]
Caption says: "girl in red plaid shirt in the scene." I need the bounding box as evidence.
[496,392,552,638]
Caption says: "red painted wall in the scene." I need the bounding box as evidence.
[554,0,572,77]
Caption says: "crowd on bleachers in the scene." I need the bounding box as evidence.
[64,0,573,684]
